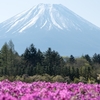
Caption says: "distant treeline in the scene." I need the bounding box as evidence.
[0,40,100,83]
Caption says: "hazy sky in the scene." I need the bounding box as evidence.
[0,0,100,27]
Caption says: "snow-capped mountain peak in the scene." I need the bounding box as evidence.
[1,3,99,34]
[0,4,100,56]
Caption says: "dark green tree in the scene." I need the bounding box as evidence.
[29,44,37,66]
[92,53,98,63]
[7,40,16,75]
[97,54,100,64]
[84,54,92,64]
[69,55,75,64]
[37,49,44,65]
[44,48,64,75]
[0,42,9,75]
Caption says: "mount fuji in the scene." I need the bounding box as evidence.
[0,4,100,56]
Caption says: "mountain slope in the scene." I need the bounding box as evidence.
[0,4,100,56]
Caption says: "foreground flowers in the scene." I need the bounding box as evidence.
[0,80,100,100]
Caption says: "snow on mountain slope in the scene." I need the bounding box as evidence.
[1,4,99,34]
[0,4,100,56]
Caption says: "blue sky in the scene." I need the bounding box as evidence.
[0,0,100,27]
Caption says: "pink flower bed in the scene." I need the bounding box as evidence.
[0,79,100,100]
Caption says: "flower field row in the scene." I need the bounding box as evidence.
[0,80,100,100]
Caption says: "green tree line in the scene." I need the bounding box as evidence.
[0,40,100,83]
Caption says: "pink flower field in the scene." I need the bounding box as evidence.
[0,80,100,100]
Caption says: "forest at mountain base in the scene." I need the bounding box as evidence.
[0,40,100,83]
